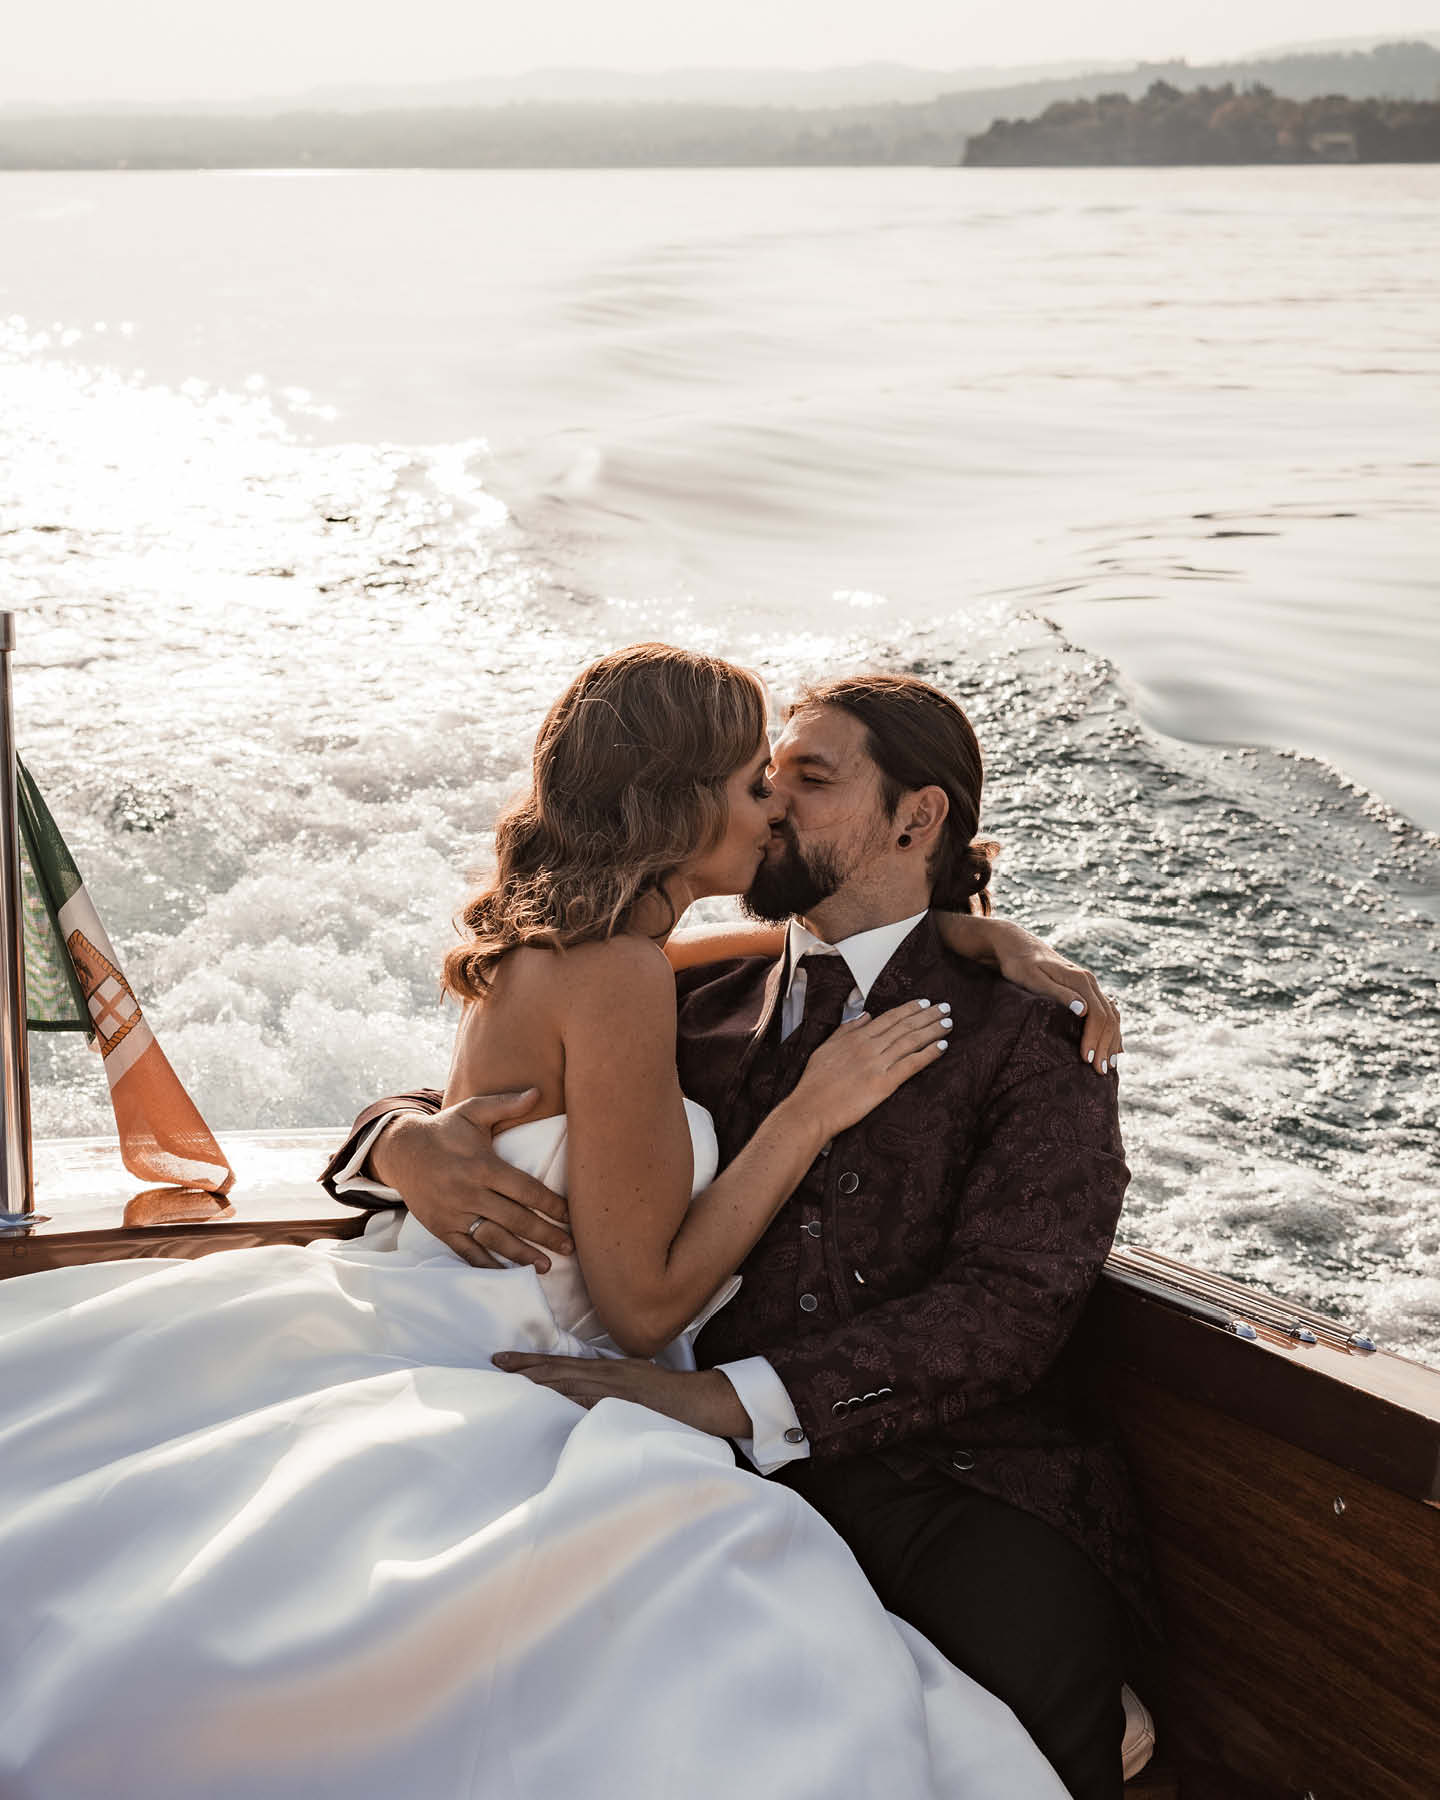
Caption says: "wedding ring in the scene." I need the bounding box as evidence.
[467,1218,484,1243]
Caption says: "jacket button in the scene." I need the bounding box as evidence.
[802,1220,822,1237]
[837,1171,860,1195]
[951,1451,976,1472]
[799,1292,819,1313]
[783,1427,806,1444]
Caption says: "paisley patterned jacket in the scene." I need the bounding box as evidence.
[322,913,1151,1623]
[674,913,1149,1622]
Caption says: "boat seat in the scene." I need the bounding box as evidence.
[1121,1683,1156,1782]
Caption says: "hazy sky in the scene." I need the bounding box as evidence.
[5,1,1438,104]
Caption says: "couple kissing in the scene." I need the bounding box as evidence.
[325,645,1150,1799]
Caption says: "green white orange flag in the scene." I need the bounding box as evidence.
[16,758,234,1195]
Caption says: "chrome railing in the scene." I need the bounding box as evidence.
[0,612,35,1219]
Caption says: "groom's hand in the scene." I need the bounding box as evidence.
[369,1092,572,1271]
[492,1354,750,1438]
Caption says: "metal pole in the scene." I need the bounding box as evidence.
[0,613,34,1216]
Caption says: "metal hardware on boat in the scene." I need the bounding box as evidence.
[1229,1320,1258,1340]
[1104,1248,1366,1352]
[1333,1497,1345,1516]
[1288,1324,1318,1345]
[0,613,34,1218]
[1345,1332,1377,1353]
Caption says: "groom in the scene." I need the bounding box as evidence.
[322,672,1148,1799]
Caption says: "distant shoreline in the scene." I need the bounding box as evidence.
[1,44,1436,171]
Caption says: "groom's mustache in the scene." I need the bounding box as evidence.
[741,819,844,923]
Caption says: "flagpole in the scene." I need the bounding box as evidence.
[0,613,34,1216]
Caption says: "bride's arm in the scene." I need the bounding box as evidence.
[664,918,1120,1066]
[561,936,946,1358]
[935,914,1123,1069]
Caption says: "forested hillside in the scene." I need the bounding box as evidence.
[965,83,1440,164]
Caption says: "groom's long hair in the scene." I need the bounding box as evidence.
[790,673,1000,915]
[445,644,768,1000]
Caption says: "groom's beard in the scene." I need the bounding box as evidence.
[741,821,846,924]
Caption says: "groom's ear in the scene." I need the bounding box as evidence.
[897,785,949,848]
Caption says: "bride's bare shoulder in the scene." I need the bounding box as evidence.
[549,936,677,1024]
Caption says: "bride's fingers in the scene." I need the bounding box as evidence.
[1077,990,1122,1073]
[1024,966,1095,1015]
[872,1001,951,1057]
[863,998,950,1044]
[889,1036,950,1083]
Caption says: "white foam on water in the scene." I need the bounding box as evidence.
[3,217,1438,1361]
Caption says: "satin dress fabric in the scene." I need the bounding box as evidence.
[0,1102,1065,1800]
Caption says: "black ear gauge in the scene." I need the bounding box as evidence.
[897,833,912,848]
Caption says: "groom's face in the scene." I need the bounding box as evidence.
[741,706,894,923]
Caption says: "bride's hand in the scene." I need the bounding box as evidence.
[936,913,1123,1074]
[790,1001,951,1142]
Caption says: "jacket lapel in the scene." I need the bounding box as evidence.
[862,912,941,1016]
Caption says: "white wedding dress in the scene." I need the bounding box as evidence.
[0,1102,1065,1800]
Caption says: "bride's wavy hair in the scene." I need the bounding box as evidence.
[444,644,769,1001]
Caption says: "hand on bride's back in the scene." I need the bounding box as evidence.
[371,1091,572,1270]
[793,1000,951,1142]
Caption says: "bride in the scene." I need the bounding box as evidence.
[0,645,1077,1799]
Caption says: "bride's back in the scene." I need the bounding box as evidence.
[442,945,570,1125]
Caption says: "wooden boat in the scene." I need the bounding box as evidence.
[1,618,1435,1797]
[5,1131,1437,1798]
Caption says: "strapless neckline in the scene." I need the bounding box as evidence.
[393,1099,721,1344]
[490,1112,565,1149]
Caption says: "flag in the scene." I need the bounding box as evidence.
[17,759,234,1195]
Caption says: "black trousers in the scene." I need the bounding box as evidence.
[779,1455,1127,1800]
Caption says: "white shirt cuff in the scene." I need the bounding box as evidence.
[329,1115,403,1202]
[715,1356,810,1473]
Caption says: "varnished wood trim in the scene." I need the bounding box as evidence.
[1096,1264,1440,1502]
[1,1213,365,1277]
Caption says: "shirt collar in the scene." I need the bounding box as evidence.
[784,910,929,1006]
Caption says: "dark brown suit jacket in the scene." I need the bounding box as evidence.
[321,914,1149,1620]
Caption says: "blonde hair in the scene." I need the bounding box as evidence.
[444,644,769,1000]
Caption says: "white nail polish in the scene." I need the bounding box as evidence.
[1100,1060,1108,1074]
[917,998,931,1009]
[939,1002,952,1014]
[1070,999,1086,1015]
[1086,1050,1095,1063]
[936,1039,949,1051]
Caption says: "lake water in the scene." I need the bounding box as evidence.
[1,167,1437,1359]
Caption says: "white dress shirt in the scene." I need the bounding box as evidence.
[329,910,932,1473]
[715,911,929,1473]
